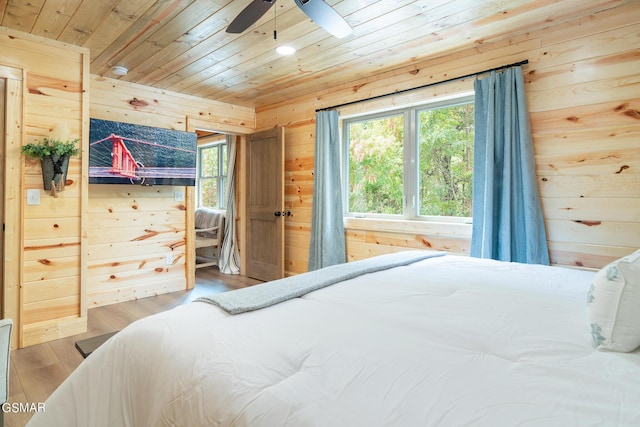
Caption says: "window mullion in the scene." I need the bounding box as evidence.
[404,109,417,220]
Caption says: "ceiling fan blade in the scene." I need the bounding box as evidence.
[226,0,276,34]
[293,0,352,38]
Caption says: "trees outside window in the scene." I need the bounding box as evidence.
[198,143,227,208]
[343,94,474,220]
[347,114,404,214]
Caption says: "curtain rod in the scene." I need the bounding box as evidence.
[316,59,529,113]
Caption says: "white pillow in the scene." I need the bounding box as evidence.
[587,249,640,352]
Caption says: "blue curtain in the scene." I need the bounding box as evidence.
[308,110,346,271]
[471,66,549,265]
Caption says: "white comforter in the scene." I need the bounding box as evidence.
[28,255,640,426]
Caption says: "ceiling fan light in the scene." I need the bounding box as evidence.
[276,45,296,55]
[111,65,128,76]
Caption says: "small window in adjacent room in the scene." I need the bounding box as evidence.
[197,142,227,208]
[343,93,474,221]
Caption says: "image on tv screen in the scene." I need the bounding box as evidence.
[89,118,197,186]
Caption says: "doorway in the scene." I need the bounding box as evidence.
[186,121,244,289]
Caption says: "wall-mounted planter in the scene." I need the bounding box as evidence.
[41,155,69,191]
[21,137,80,196]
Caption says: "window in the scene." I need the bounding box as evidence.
[343,94,474,221]
[347,113,405,215]
[197,142,227,208]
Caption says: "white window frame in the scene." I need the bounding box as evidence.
[197,142,227,209]
[341,92,474,224]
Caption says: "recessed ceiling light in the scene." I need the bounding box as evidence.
[276,45,296,56]
[111,65,128,76]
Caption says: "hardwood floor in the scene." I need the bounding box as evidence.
[5,268,261,427]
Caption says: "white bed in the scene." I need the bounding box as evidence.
[28,253,640,426]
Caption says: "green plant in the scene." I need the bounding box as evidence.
[21,137,81,159]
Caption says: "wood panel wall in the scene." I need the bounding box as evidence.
[88,76,255,308]
[256,2,640,275]
[1,25,255,346]
[0,27,89,347]
[87,185,188,307]
[2,1,638,345]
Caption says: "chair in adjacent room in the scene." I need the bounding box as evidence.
[194,207,225,269]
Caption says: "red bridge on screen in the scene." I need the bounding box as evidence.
[109,135,138,178]
[89,134,196,182]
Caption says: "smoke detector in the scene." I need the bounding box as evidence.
[111,66,128,76]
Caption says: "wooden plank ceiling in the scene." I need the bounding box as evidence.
[0,0,629,109]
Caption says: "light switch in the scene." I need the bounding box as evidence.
[27,189,40,205]
[174,191,185,202]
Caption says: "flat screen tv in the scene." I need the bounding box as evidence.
[89,118,197,186]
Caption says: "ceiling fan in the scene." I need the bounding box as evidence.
[226,0,352,39]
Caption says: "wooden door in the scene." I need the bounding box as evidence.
[246,127,284,281]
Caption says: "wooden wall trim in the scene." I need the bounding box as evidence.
[186,115,255,136]
[2,67,24,349]
[80,50,90,318]
[185,186,195,290]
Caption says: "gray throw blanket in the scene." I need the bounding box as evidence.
[195,250,445,314]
